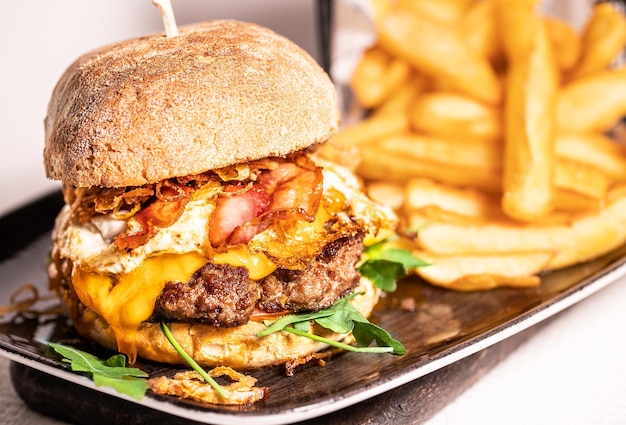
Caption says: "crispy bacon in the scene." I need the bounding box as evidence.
[114,181,194,250]
[208,156,324,250]
[209,184,271,248]
[266,163,323,220]
[70,153,324,251]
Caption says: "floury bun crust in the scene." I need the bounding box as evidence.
[66,277,380,369]
[44,20,341,188]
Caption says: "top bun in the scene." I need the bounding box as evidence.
[44,20,340,188]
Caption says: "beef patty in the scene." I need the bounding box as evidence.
[152,233,364,327]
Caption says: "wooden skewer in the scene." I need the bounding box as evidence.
[152,0,179,37]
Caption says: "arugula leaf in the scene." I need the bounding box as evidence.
[49,343,149,400]
[259,295,406,355]
[358,240,430,292]
[160,321,228,400]
[357,259,405,292]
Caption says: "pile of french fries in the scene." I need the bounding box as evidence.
[326,0,626,291]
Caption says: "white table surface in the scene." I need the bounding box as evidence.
[2,1,625,424]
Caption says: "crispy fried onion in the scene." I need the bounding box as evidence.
[65,185,154,223]
[0,284,59,316]
[149,367,269,405]
[64,172,220,226]
[284,352,331,377]
[209,154,323,251]
[114,180,195,250]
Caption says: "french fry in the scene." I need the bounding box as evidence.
[549,184,626,268]
[408,198,573,225]
[366,181,405,211]
[404,178,503,219]
[498,0,559,221]
[554,188,602,212]
[554,159,610,202]
[330,114,407,150]
[566,2,626,81]
[350,45,412,109]
[555,132,626,182]
[376,133,502,170]
[356,146,502,193]
[401,157,609,215]
[414,215,569,256]
[330,77,427,149]
[409,91,503,140]
[413,250,550,290]
[407,205,490,229]
[377,7,501,105]
[497,0,539,60]
[375,74,430,116]
[557,68,626,133]
[544,16,581,73]
[461,0,502,64]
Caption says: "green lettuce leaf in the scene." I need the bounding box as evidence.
[49,343,149,400]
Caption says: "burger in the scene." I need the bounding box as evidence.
[45,20,396,370]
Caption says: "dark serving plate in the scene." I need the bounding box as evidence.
[1,190,626,425]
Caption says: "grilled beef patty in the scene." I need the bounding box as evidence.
[152,233,364,327]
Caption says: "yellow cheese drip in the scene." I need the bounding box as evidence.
[289,202,333,243]
[73,252,207,363]
[211,246,276,280]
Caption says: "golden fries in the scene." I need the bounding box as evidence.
[555,133,626,182]
[377,7,501,105]
[350,45,412,109]
[566,2,626,81]
[557,68,626,133]
[409,92,503,140]
[544,16,581,73]
[409,184,626,268]
[554,189,602,212]
[461,0,502,63]
[330,0,626,291]
[550,185,626,268]
[377,134,502,169]
[330,77,426,149]
[404,178,503,219]
[554,159,610,202]
[414,251,549,290]
[498,0,558,222]
[357,146,503,193]
[366,181,406,211]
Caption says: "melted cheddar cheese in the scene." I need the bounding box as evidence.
[73,252,207,363]
[211,246,276,280]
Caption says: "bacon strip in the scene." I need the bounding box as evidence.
[209,156,324,250]
[209,184,271,248]
[264,163,323,220]
[114,181,194,250]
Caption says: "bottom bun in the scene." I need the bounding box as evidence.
[70,277,381,369]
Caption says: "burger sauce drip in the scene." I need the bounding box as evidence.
[209,156,323,250]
